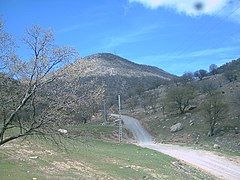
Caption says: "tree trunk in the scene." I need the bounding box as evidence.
[209,122,215,136]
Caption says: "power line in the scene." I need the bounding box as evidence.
[174,4,240,67]
[159,2,240,72]
[166,3,230,59]
[176,5,240,57]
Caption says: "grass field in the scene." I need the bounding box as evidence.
[0,124,213,179]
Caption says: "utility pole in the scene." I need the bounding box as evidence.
[103,100,107,124]
[118,95,123,143]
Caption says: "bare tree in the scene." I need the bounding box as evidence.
[166,85,196,114]
[0,20,15,71]
[202,92,228,136]
[0,25,78,145]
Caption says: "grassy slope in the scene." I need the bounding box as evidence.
[129,76,240,157]
[133,109,240,157]
[0,124,213,179]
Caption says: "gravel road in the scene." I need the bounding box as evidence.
[112,114,240,180]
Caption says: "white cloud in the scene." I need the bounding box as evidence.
[129,0,238,16]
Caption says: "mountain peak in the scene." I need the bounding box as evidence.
[83,53,131,65]
[59,53,175,99]
[88,53,117,58]
[65,53,174,80]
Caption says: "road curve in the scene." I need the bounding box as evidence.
[112,114,240,180]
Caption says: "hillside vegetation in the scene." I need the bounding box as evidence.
[124,59,240,155]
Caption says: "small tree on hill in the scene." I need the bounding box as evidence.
[202,92,228,136]
[166,85,196,114]
[194,69,208,80]
[209,64,218,75]
[179,72,194,84]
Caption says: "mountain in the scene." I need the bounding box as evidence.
[59,53,175,101]
[62,53,173,79]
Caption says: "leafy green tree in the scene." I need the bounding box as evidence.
[202,92,228,136]
[179,72,194,84]
[209,64,218,75]
[166,85,196,114]
[194,69,208,80]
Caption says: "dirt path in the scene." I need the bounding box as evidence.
[112,114,240,180]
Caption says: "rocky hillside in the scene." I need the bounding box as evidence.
[124,63,240,154]
[59,53,175,101]
[63,53,173,79]
[216,58,240,74]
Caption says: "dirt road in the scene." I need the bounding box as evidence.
[112,114,240,180]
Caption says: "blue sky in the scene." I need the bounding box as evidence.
[1,0,240,75]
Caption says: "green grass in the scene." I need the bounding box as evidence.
[0,152,43,179]
[66,123,118,140]
[0,127,213,179]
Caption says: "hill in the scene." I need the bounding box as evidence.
[63,53,173,79]
[58,53,175,101]
[216,58,240,74]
